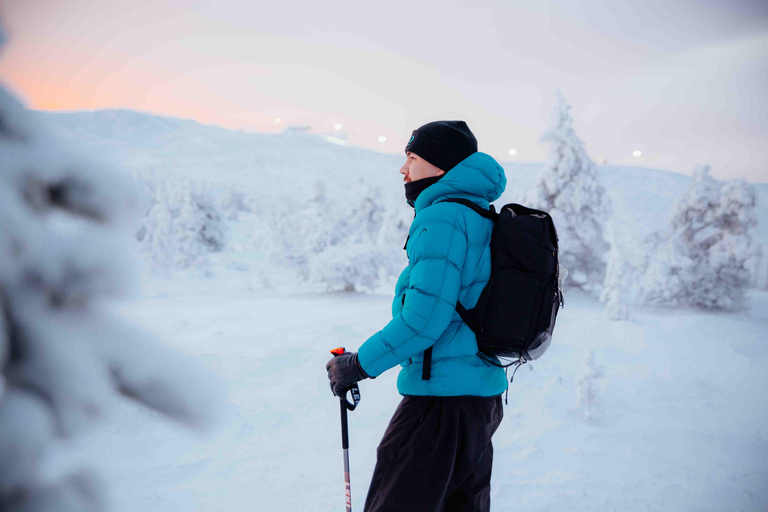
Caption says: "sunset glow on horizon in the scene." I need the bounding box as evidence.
[1,0,766,181]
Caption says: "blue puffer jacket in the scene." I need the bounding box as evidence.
[357,152,508,396]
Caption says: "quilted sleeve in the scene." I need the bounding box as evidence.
[357,210,467,377]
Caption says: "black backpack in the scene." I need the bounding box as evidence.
[421,199,564,381]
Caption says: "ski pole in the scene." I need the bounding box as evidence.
[330,347,361,512]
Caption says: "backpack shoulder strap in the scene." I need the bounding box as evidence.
[442,198,498,220]
[420,199,495,381]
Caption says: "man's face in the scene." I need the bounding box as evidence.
[400,152,445,183]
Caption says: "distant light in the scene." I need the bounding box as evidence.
[275,118,281,124]
[632,150,642,157]
[334,123,343,130]
[508,149,518,156]
[378,135,387,143]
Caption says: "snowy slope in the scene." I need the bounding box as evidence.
[39,109,401,201]
[41,109,768,250]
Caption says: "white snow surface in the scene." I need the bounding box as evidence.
[103,288,768,512]
[38,109,768,510]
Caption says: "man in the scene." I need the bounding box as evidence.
[326,120,508,512]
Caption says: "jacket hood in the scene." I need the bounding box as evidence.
[413,152,507,213]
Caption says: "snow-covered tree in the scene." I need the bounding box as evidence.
[351,185,385,244]
[173,191,207,268]
[139,179,178,269]
[137,179,228,271]
[530,88,611,293]
[0,66,221,510]
[268,180,334,275]
[218,189,253,221]
[269,180,402,292]
[377,202,411,248]
[309,243,394,293]
[307,185,402,291]
[641,165,757,310]
[574,349,604,420]
[746,244,768,290]
[600,223,634,321]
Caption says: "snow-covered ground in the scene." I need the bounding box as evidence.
[97,286,768,512]
[37,109,766,511]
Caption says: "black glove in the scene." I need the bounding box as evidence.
[326,352,370,397]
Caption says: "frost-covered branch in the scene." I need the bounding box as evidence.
[0,53,222,511]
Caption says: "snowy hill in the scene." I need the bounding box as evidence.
[41,109,768,249]
[39,109,399,199]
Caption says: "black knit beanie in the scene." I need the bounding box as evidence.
[404,120,478,172]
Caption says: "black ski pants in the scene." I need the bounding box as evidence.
[363,394,504,512]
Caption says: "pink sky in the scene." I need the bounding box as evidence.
[1,0,766,182]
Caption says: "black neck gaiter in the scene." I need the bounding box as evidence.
[405,175,444,208]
